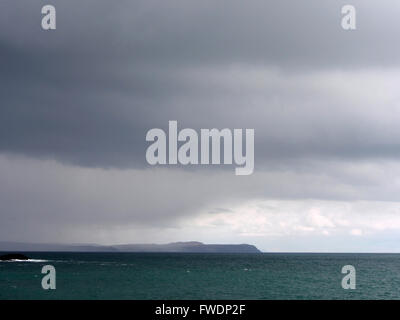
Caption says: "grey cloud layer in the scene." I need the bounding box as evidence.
[2,1,400,248]
[2,155,400,243]
[1,1,400,168]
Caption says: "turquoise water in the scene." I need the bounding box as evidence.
[1,252,399,299]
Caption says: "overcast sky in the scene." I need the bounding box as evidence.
[1,1,400,252]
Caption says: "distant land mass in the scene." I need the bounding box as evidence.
[0,241,261,253]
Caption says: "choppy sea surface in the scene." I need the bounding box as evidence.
[1,252,399,299]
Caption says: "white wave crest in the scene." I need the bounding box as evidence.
[1,259,49,263]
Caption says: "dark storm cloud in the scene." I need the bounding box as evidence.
[1,0,400,168]
[3,1,400,249]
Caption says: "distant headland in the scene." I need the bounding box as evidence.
[0,241,261,253]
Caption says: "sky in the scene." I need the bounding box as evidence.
[1,0,400,252]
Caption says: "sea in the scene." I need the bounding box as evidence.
[1,252,399,300]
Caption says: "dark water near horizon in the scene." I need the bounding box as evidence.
[1,252,400,299]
